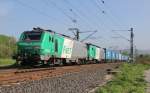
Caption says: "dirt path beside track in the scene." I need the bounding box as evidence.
[145,69,150,93]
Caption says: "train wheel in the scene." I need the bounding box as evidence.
[20,60,33,67]
[62,59,67,66]
[16,60,21,66]
[59,59,63,66]
[20,60,27,66]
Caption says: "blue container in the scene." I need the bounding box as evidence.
[116,53,119,60]
[112,51,116,60]
[105,49,112,60]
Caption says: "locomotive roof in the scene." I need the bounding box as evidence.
[24,27,75,39]
[24,27,107,49]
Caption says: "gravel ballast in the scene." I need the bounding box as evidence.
[0,64,117,93]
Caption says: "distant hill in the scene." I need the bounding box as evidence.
[137,50,150,55]
[0,35,17,58]
[121,49,150,55]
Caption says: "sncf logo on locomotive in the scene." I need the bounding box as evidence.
[63,46,72,54]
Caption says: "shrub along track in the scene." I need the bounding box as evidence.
[0,63,121,86]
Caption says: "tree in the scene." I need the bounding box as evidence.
[0,35,17,58]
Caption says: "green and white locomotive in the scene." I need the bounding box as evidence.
[15,27,129,66]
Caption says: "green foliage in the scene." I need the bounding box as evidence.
[0,59,16,66]
[0,34,17,58]
[96,63,149,93]
[122,51,129,56]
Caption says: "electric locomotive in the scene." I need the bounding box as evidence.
[14,27,129,66]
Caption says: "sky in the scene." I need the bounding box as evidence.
[0,0,149,50]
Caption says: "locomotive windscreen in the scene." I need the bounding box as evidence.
[23,32,42,41]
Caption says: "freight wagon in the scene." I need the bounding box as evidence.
[105,49,112,62]
[86,43,105,63]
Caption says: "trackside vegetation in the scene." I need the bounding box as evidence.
[0,59,16,67]
[0,35,17,67]
[0,35,17,58]
[96,63,150,93]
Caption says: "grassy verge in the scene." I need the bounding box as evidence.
[0,58,16,67]
[96,63,150,93]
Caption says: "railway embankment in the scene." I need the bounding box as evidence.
[0,63,120,93]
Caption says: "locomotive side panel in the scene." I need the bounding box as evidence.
[100,48,105,61]
[60,37,74,58]
[95,47,100,61]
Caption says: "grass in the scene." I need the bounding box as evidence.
[96,63,150,93]
[0,58,16,67]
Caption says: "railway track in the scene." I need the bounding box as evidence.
[0,63,121,86]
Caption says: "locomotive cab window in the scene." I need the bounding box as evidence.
[23,32,42,41]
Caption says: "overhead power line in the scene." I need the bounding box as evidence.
[68,28,97,41]
[111,30,130,41]
[89,0,117,34]
[98,0,125,26]
[65,0,103,30]
[112,28,134,63]
[101,0,105,4]
[81,30,98,42]
[63,0,98,29]
[43,0,77,24]
[90,0,125,33]
[91,0,119,26]
[63,0,94,29]
[89,0,129,47]
[90,0,105,14]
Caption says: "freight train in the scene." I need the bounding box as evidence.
[14,27,129,66]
